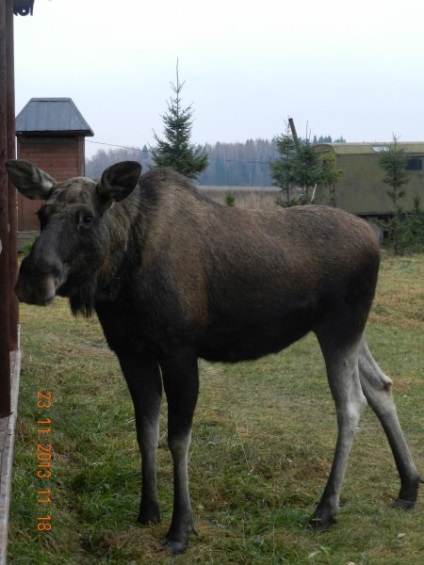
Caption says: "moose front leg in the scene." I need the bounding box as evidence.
[160,349,200,554]
[119,354,163,525]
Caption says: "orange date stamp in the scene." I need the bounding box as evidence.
[36,391,53,532]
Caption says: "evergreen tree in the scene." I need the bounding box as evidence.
[270,124,322,205]
[379,135,409,210]
[318,152,343,206]
[293,138,322,201]
[269,125,298,204]
[150,62,208,179]
[379,135,410,254]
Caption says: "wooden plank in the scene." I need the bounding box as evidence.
[0,0,11,418]
[0,343,21,565]
[7,0,17,352]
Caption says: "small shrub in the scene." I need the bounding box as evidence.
[224,191,236,207]
[381,197,424,255]
[275,194,308,208]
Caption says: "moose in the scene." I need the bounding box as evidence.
[6,159,421,553]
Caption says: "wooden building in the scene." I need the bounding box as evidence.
[16,97,94,232]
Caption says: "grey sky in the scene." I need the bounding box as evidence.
[13,0,424,158]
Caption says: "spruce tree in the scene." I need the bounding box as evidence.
[269,125,298,204]
[318,152,343,206]
[379,135,409,210]
[379,135,410,254]
[151,63,208,179]
[270,123,322,205]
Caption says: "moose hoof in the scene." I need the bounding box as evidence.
[137,509,161,525]
[392,497,416,510]
[161,537,188,555]
[307,511,337,531]
[162,524,198,554]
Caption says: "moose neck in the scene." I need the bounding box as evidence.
[95,203,135,304]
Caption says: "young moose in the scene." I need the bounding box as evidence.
[7,159,421,553]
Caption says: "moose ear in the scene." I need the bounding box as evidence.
[96,161,142,210]
[6,159,56,200]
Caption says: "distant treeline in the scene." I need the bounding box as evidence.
[86,135,345,186]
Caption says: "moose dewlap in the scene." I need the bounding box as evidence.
[7,159,421,553]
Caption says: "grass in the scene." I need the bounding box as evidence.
[7,252,424,564]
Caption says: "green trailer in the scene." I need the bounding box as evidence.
[314,142,424,216]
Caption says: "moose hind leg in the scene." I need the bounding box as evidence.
[358,337,421,507]
[310,337,367,529]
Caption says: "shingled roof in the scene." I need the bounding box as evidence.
[16,98,94,136]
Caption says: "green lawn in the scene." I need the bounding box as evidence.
[8,253,424,564]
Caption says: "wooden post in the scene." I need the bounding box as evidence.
[0,0,11,416]
[7,0,17,351]
[288,117,300,153]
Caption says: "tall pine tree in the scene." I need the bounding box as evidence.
[151,62,208,179]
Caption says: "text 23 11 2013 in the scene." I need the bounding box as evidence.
[36,391,53,532]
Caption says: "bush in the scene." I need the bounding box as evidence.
[224,191,236,207]
[381,198,424,254]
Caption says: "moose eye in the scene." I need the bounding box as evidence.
[79,212,94,228]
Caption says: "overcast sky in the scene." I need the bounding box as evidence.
[13,0,424,158]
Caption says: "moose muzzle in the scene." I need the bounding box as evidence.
[15,255,66,306]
